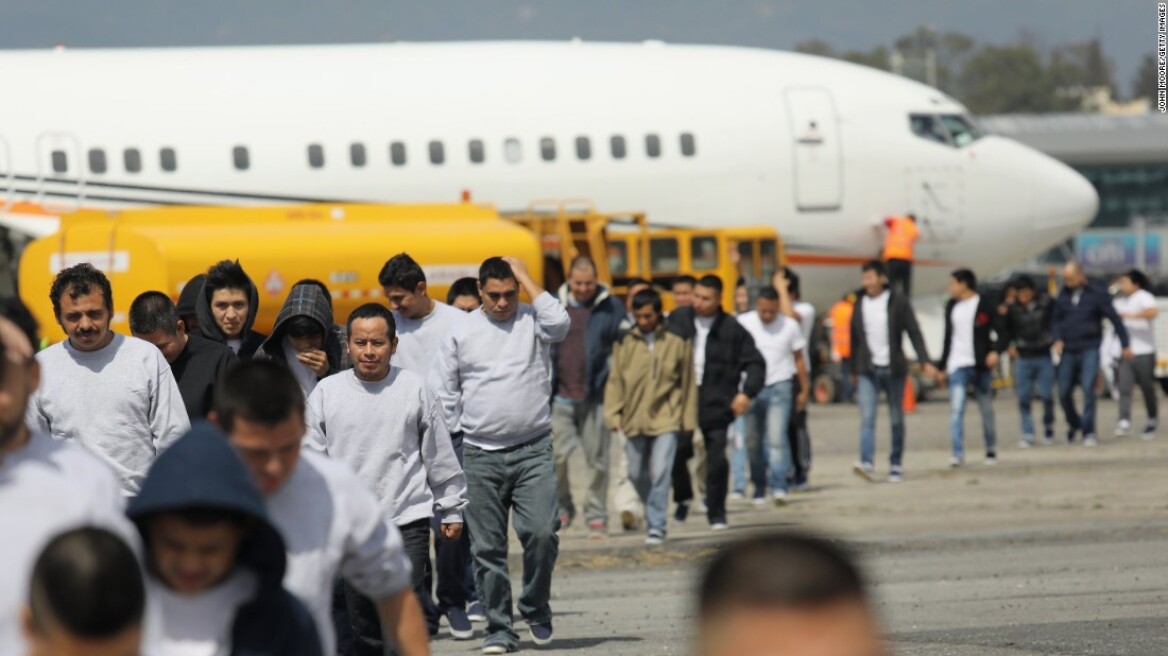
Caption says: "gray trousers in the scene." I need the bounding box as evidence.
[552,399,610,524]
[1118,354,1158,423]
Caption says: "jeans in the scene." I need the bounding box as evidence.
[552,398,610,525]
[948,367,997,459]
[788,377,811,486]
[1118,353,1158,423]
[625,433,677,534]
[744,380,794,494]
[730,416,748,494]
[433,434,475,613]
[343,518,437,656]
[464,435,558,650]
[1015,355,1055,439]
[1058,349,1100,437]
[698,426,729,523]
[858,367,906,467]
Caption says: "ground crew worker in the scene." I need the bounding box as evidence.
[882,214,920,296]
[827,293,856,402]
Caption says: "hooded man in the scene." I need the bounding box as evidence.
[197,260,267,360]
[128,423,322,656]
[177,274,207,336]
[259,282,345,397]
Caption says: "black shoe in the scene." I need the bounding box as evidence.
[446,607,475,640]
[1067,430,1078,444]
[673,501,691,524]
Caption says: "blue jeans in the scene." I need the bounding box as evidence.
[858,367,906,467]
[1015,355,1055,438]
[1058,349,1100,437]
[730,416,748,494]
[948,367,997,459]
[625,433,677,534]
[744,380,794,494]
[464,435,558,649]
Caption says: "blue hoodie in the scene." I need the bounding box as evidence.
[127,423,322,656]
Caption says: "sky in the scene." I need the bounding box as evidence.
[0,0,1154,97]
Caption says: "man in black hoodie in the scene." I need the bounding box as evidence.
[129,291,237,421]
[177,274,206,335]
[667,274,765,529]
[127,422,322,656]
[197,260,267,360]
[259,281,345,397]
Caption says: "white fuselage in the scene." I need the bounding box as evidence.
[0,41,1097,308]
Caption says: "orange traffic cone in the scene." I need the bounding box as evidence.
[902,377,917,414]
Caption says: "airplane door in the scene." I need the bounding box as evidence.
[905,165,964,245]
[783,87,842,211]
[35,132,85,211]
[0,136,12,209]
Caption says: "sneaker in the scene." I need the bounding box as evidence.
[889,466,904,483]
[1142,422,1158,440]
[586,520,607,540]
[482,640,515,655]
[852,462,876,482]
[673,501,691,524]
[557,512,572,531]
[772,490,788,507]
[1066,430,1078,444]
[1018,436,1034,449]
[619,509,638,531]
[1116,420,1132,437]
[950,456,964,468]
[467,601,487,624]
[1084,434,1099,448]
[792,481,813,493]
[751,495,768,507]
[984,453,997,465]
[529,622,554,646]
[1041,435,1055,446]
[645,529,666,546]
[446,607,475,640]
[710,521,729,531]
[730,491,745,501]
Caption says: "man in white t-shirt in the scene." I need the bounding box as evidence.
[737,286,809,505]
[937,269,1002,467]
[1113,269,1159,438]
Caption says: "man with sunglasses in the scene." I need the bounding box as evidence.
[435,256,570,655]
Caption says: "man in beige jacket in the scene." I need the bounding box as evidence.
[605,289,698,545]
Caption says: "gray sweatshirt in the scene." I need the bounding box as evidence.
[27,333,191,496]
[393,301,465,377]
[305,367,468,526]
[435,291,571,450]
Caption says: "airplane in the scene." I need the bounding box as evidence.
[0,40,1097,309]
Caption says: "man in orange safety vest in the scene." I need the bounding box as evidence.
[882,214,919,296]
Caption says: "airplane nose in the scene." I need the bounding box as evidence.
[1029,156,1099,236]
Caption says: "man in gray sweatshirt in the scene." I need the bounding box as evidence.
[435,256,570,655]
[306,302,469,646]
[26,263,190,496]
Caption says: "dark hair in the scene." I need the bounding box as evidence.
[673,275,697,289]
[757,286,780,301]
[1013,275,1036,292]
[28,527,145,639]
[128,291,179,336]
[49,263,113,319]
[700,532,866,617]
[1123,269,1151,290]
[153,506,251,530]
[627,277,652,289]
[0,297,41,354]
[378,253,427,292]
[347,303,397,341]
[569,255,597,275]
[631,289,663,313]
[861,260,886,276]
[783,267,801,297]
[951,268,977,290]
[215,360,305,432]
[479,257,517,287]
[446,277,481,305]
[697,274,724,295]
[204,260,252,299]
[284,315,325,340]
[293,279,333,306]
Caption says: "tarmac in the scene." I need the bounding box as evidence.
[432,391,1168,655]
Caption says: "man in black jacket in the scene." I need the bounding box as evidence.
[1000,276,1056,447]
[196,259,267,360]
[850,261,935,483]
[667,275,765,529]
[937,269,1003,467]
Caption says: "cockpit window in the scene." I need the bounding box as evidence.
[909,114,951,146]
[910,113,983,148]
[939,114,982,147]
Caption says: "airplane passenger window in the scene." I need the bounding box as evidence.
[908,114,952,146]
[575,137,591,161]
[429,141,445,165]
[233,146,250,171]
[50,150,68,174]
[645,134,661,158]
[88,149,107,174]
[939,114,982,147]
[540,137,556,162]
[649,237,680,273]
[124,148,142,173]
[504,138,522,164]
[680,133,696,157]
[390,142,407,166]
[469,139,485,164]
[160,148,177,172]
[610,135,626,160]
[308,144,325,169]
[350,143,367,168]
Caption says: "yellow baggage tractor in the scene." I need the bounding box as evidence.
[19,203,543,342]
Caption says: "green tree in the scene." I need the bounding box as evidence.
[959,44,1055,113]
[1130,53,1159,101]
[793,39,834,57]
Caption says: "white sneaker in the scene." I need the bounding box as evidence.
[772,491,788,507]
[984,454,998,465]
[729,492,745,501]
[888,467,904,484]
[710,522,729,531]
[950,456,964,468]
[853,462,876,482]
[1084,435,1100,448]
[1018,437,1034,449]
[645,530,666,546]
[1116,420,1131,437]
